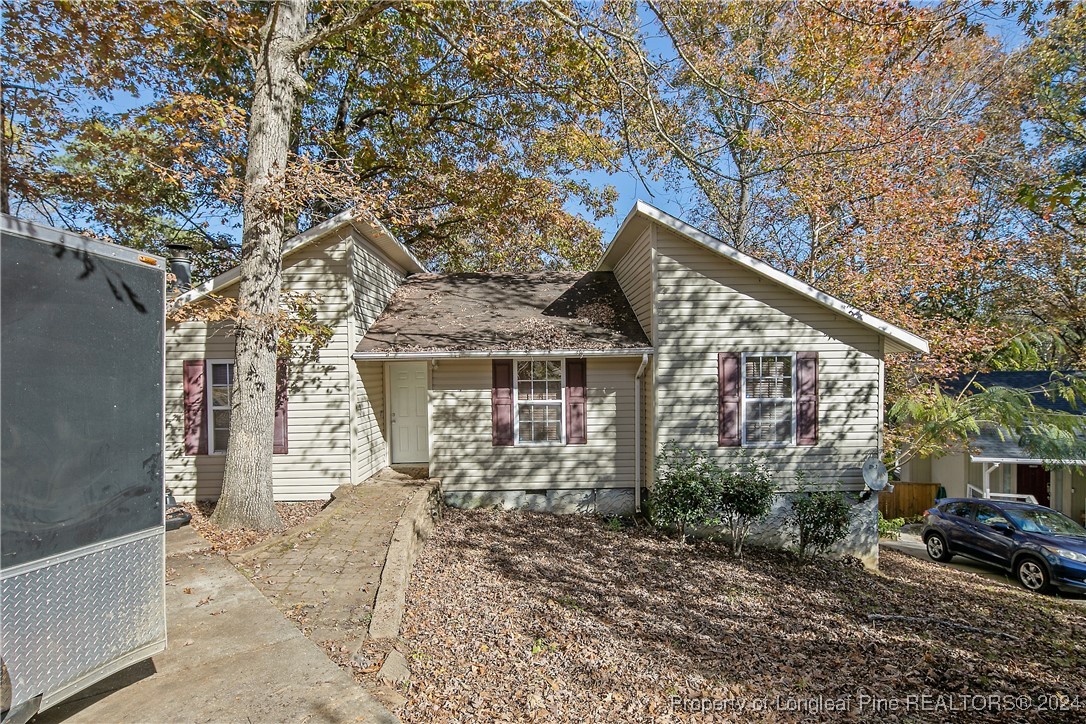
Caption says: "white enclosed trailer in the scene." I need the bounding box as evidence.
[0,215,167,723]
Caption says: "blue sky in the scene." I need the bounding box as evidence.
[75,7,1032,248]
[572,9,1034,240]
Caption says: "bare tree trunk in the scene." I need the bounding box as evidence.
[212,0,309,530]
[1,89,10,216]
[731,152,754,250]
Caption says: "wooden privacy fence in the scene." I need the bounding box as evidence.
[879,482,941,520]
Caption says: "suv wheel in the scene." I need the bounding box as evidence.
[1016,557,1050,593]
[925,533,953,562]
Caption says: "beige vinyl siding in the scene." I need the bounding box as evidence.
[348,235,407,481]
[356,361,388,481]
[652,225,883,488]
[611,225,653,343]
[1071,470,1086,525]
[642,363,654,493]
[610,224,654,494]
[930,453,969,497]
[351,235,405,338]
[166,229,359,501]
[431,357,640,491]
[899,456,932,484]
[164,320,236,500]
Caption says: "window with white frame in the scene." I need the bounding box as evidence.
[208,361,234,454]
[515,360,564,444]
[743,353,794,446]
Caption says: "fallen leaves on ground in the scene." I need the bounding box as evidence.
[399,510,1086,723]
[179,500,326,553]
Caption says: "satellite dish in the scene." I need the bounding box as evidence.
[862,457,890,491]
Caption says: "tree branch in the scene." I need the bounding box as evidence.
[290,1,397,57]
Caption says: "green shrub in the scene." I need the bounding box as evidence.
[718,456,777,556]
[786,481,854,558]
[651,442,723,542]
[877,511,905,540]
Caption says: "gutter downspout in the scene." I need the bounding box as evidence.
[635,353,649,513]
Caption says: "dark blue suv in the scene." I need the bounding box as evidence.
[922,498,1086,594]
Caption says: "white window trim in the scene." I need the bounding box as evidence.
[206,359,234,456]
[740,351,796,448]
[513,359,566,446]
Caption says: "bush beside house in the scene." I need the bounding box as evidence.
[650,443,864,561]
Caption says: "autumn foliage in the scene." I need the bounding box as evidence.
[3,1,1085,508]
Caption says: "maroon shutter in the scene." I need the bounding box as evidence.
[565,358,587,445]
[273,358,289,454]
[796,351,819,446]
[718,353,741,447]
[492,360,514,446]
[183,360,208,455]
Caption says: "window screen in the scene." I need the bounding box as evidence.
[210,362,233,453]
[516,361,563,443]
[743,354,794,445]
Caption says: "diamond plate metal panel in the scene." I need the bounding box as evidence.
[0,530,165,707]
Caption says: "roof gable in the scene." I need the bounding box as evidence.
[599,201,929,355]
[175,208,427,306]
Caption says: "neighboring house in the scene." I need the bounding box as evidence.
[898,371,1086,525]
[166,201,928,560]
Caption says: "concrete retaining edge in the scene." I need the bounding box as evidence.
[368,480,442,642]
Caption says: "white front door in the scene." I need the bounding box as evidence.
[389,361,429,463]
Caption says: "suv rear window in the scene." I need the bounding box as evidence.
[939,501,974,518]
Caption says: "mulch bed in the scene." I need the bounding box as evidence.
[398,509,1086,723]
[179,500,326,553]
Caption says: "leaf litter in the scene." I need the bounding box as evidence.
[179,500,326,553]
[396,509,1086,723]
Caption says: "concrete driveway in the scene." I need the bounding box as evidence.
[881,534,1086,605]
[32,527,397,724]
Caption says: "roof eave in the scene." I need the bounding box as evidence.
[348,215,428,275]
[353,347,655,360]
[597,201,649,271]
[971,455,1086,466]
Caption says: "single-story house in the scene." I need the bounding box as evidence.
[898,371,1086,525]
[166,201,928,559]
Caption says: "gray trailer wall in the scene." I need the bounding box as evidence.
[1,227,164,564]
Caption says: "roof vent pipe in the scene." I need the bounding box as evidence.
[165,243,193,293]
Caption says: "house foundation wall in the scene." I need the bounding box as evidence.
[444,488,637,516]
[741,490,880,567]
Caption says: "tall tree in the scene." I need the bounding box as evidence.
[553,1,1022,386]
[1003,2,1086,364]
[3,0,623,529]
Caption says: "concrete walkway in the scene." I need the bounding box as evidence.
[34,527,397,724]
[233,467,433,659]
[882,534,1086,604]
[882,535,1022,587]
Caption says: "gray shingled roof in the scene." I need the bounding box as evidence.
[947,371,1086,461]
[356,272,651,355]
[973,429,1039,461]
[948,371,1085,414]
